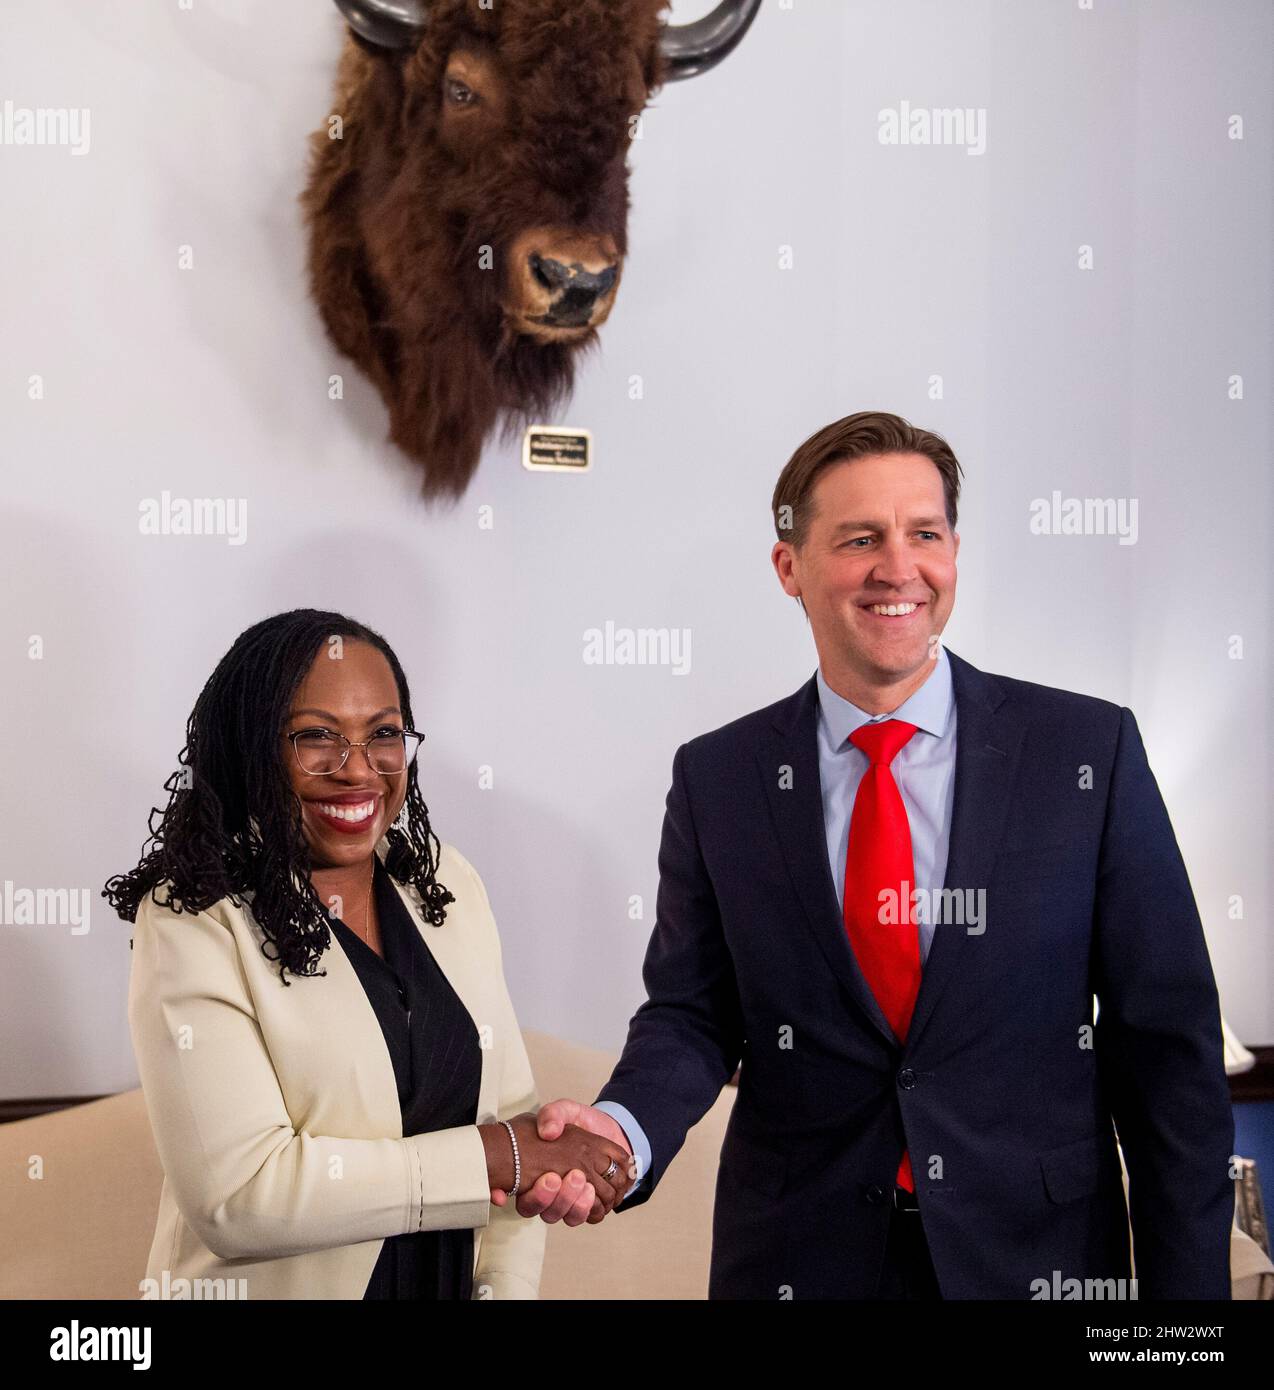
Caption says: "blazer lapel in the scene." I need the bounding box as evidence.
[757,674,896,1047]
[249,838,498,1141]
[756,649,1026,1058]
[377,841,500,1127]
[902,649,1025,1054]
[240,857,405,1141]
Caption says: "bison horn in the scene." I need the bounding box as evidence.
[334,1,761,73]
[332,0,427,50]
[660,0,761,81]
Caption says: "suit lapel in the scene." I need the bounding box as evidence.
[757,674,896,1047]
[756,648,1025,1057]
[902,649,1025,1054]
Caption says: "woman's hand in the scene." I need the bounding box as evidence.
[480,1112,632,1224]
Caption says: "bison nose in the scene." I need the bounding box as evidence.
[529,252,618,324]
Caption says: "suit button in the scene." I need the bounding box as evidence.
[898,1068,917,1089]
[864,1184,885,1204]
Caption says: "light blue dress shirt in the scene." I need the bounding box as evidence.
[597,646,958,1201]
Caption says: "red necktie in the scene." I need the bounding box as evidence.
[844,719,921,1192]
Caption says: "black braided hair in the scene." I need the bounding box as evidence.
[102,609,455,983]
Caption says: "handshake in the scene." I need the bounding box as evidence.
[479,1099,640,1227]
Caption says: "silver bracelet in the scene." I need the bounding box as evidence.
[500,1119,521,1197]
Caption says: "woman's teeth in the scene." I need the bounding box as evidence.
[869,603,919,616]
[317,801,376,823]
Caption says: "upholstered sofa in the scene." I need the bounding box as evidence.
[1,1029,1268,1300]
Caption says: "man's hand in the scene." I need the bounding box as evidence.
[489,1099,636,1227]
[485,1109,632,1227]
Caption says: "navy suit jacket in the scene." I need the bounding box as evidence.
[596,648,1234,1299]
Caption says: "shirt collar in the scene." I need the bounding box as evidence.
[816,643,953,750]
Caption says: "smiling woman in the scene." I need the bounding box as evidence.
[102,609,633,1299]
[103,611,454,981]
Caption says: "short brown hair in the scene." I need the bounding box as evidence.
[771,410,964,549]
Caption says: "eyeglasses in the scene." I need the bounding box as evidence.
[287,727,424,776]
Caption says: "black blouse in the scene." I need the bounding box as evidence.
[331,854,483,1300]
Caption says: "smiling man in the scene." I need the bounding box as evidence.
[519,410,1235,1300]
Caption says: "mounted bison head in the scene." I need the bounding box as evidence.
[301,0,760,498]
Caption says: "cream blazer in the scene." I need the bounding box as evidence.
[128,835,545,1299]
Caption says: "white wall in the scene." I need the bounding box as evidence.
[1,0,1269,1098]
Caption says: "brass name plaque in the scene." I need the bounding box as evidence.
[522,425,592,473]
